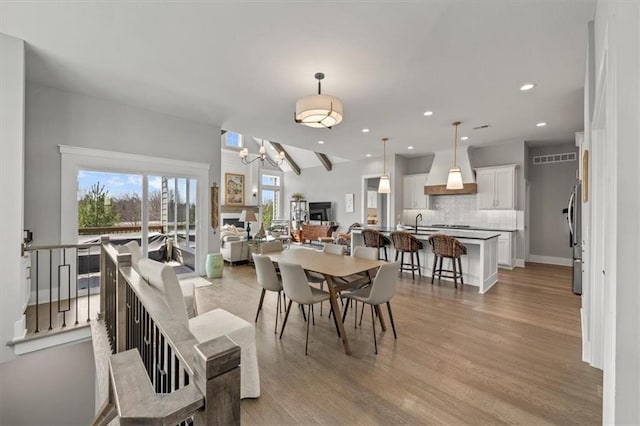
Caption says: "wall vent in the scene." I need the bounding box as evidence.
[532,152,576,165]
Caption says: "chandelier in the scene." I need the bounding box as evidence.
[239,140,285,166]
[294,72,343,129]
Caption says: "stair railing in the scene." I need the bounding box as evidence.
[94,240,240,425]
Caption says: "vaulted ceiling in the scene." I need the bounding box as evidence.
[0,1,595,160]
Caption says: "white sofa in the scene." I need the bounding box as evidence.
[220,226,249,264]
[118,241,197,318]
[137,258,261,399]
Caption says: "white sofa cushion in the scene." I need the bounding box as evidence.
[135,258,260,399]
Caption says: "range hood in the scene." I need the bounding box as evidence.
[425,146,477,195]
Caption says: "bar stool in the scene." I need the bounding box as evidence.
[429,234,467,289]
[390,231,423,280]
[362,229,391,261]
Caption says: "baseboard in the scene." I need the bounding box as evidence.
[515,258,525,268]
[527,255,572,267]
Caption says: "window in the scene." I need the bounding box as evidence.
[224,131,243,149]
[260,171,283,229]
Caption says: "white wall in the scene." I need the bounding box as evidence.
[592,0,640,423]
[0,33,25,364]
[0,340,95,425]
[25,83,221,254]
[284,156,395,231]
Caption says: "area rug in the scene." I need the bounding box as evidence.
[179,276,214,288]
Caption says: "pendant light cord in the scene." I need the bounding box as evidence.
[452,121,461,167]
[382,137,388,175]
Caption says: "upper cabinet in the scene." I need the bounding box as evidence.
[475,165,517,210]
[403,173,428,209]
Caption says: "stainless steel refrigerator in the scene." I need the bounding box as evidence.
[567,182,582,295]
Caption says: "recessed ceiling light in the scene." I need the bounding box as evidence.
[520,83,536,91]
[460,136,469,141]
[536,122,547,127]
[361,128,370,133]
[317,140,325,144]
[408,146,414,150]
[366,153,372,157]
[423,111,434,116]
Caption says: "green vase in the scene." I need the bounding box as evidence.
[205,253,223,278]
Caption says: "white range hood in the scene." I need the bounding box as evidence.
[425,146,477,194]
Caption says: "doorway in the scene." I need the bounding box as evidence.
[362,175,389,228]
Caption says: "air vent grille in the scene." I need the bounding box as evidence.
[532,152,576,165]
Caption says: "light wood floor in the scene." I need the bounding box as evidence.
[195,262,602,425]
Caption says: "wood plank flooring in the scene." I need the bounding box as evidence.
[196,262,602,425]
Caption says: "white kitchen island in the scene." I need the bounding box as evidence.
[351,227,500,293]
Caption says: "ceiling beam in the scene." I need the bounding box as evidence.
[315,152,332,171]
[270,142,301,175]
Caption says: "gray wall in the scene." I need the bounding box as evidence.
[527,143,578,259]
[0,341,95,425]
[405,154,434,174]
[25,83,221,252]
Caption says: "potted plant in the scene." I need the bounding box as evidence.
[291,192,305,201]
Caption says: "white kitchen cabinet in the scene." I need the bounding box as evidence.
[475,165,517,210]
[403,173,428,209]
[497,232,515,268]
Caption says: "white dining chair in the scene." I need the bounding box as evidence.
[323,242,345,255]
[341,262,400,354]
[253,253,285,333]
[278,260,333,355]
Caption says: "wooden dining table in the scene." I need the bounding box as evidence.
[266,247,385,355]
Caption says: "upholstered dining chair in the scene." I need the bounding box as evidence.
[278,261,333,355]
[341,262,400,354]
[259,240,284,254]
[323,242,345,255]
[253,253,285,333]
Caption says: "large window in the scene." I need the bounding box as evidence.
[260,171,283,229]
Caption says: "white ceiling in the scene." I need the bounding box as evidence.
[0,1,595,161]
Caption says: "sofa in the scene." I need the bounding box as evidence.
[220,225,249,264]
[137,257,261,399]
[118,241,197,318]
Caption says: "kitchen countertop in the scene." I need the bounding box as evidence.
[352,227,500,241]
[409,225,518,232]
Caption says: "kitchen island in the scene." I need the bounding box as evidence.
[351,227,500,293]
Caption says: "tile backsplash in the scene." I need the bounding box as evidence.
[402,194,520,229]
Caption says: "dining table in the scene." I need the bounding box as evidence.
[266,247,385,355]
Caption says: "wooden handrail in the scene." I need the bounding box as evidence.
[97,242,241,424]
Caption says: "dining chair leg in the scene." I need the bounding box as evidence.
[279,300,294,339]
[438,257,444,282]
[319,282,324,316]
[359,303,365,326]
[395,250,399,261]
[416,251,421,277]
[305,305,312,355]
[354,300,358,329]
[299,304,307,322]
[311,304,315,326]
[274,291,280,334]
[383,246,388,261]
[431,254,438,284]
[458,257,464,287]
[255,288,266,323]
[370,304,378,354]
[341,298,350,323]
[386,302,397,339]
[281,292,286,312]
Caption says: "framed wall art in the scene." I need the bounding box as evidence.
[345,193,354,213]
[225,173,245,206]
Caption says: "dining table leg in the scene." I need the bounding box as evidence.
[374,305,387,331]
[324,275,352,355]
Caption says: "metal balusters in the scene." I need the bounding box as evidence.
[86,248,91,323]
[57,248,71,328]
[75,248,80,325]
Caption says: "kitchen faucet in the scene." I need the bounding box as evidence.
[415,213,423,231]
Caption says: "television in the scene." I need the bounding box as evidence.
[308,202,332,222]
